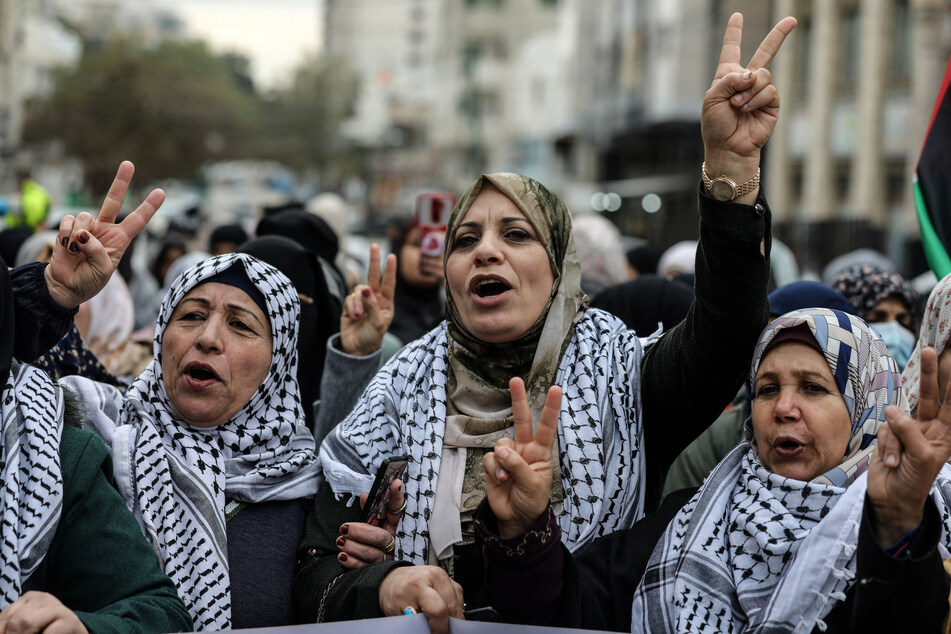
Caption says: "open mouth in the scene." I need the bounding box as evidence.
[774,438,804,455]
[184,363,219,382]
[472,278,512,298]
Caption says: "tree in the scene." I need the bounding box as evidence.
[24,40,258,195]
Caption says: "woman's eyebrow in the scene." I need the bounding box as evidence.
[227,303,267,327]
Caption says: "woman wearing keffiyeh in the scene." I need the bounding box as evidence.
[0,253,191,632]
[294,12,795,634]
[478,308,951,633]
[30,162,321,630]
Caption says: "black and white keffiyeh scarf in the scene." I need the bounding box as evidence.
[64,253,320,630]
[320,307,651,563]
[630,308,948,633]
[0,361,64,607]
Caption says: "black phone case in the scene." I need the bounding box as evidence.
[359,454,410,524]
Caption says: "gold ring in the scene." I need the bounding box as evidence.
[383,536,396,554]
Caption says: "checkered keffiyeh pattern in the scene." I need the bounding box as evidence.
[64,253,320,630]
[320,308,650,563]
[0,361,63,607]
[630,308,942,634]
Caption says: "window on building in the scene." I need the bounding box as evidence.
[466,0,503,6]
[796,19,812,98]
[892,0,911,81]
[839,7,860,91]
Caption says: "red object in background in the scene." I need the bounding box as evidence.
[416,193,456,258]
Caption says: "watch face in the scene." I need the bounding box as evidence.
[711,178,736,201]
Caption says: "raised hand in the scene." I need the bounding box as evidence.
[483,377,563,539]
[340,243,397,356]
[45,161,164,309]
[868,347,951,547]
[336,478,405,569]
[702,13,797,204]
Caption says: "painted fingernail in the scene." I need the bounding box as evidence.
[338,552,348,562]
[68,242,78,254]
[340,524,349,535]
[336,537,346,547]
[362,288,371,298]
[60,236,68,247]
[78,231,90,244]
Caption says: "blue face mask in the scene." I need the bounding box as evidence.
[870,321,916,371]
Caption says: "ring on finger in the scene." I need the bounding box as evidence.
[387,498,407,514]
[383,536,396,554]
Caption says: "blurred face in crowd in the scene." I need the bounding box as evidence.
[865,295,913,330]
[751,341,851,482]
[446,185,554,344]
[399,226,441,288]
[161,282,272,427]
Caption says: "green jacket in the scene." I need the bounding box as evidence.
[22,425,192,634]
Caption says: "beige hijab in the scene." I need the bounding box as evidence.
[429,173,588,562]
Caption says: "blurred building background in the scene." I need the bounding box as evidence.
[323,0,951,278]
[2,0,950,278]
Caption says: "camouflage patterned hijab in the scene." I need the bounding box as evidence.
[429,173,588,564]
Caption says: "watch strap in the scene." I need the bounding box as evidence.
[701,162,760,200]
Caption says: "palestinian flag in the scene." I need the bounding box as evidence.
[915,54,951,279]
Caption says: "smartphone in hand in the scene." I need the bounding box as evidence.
[359,455,411,526]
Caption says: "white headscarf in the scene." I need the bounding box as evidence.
[66,253,320,630]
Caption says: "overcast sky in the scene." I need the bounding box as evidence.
[159,0,323,90]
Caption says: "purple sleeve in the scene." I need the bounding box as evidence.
[473,499,564,626]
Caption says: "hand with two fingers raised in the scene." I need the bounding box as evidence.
[0,592,88,634]
[868,346,951,547]
[45,161,165,310]
[378,565,464,634]
[340,243,397,356]
[336,479,405,569]
[483,377,563,539]
[702,13,797,205]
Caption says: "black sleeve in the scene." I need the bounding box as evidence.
[557,487,697,631]
[640,184,770,510]
[851,495,950,633]
[476,487,694,631]
[10,262,76,361]
[293,480,411,623]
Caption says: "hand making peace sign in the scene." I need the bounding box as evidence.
[483,377,563,539]
[45,161,165,310]
[868,347,951,547]
[702,13,797,205]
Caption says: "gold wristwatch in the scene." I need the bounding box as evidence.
[701,162,760,201]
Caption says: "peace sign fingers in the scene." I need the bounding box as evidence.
[747,16,798,71]
[716,12,745,71]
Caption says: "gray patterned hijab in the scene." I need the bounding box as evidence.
[430,173,588,561]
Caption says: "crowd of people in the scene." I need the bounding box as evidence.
[2,11,951,634]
